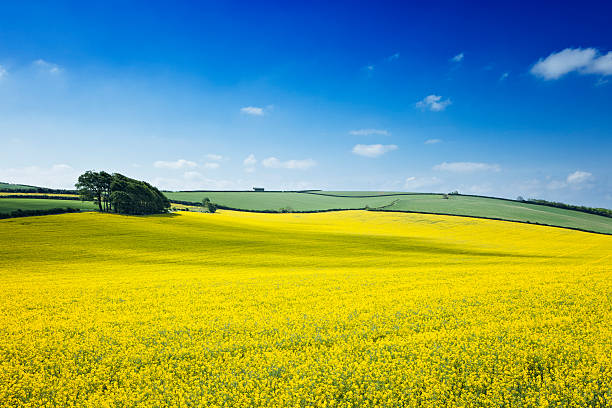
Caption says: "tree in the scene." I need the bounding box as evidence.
[202,197,217,213]
[76,171,170,215]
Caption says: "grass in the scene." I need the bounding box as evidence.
[164,191,612,234]
[0,198,97,213]
[1,210,610,406]
[0,182,40,190]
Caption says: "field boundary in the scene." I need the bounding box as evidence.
[168,199,612,236]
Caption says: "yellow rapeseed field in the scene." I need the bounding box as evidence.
[0,210,611,407]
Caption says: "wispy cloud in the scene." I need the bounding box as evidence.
[499,72,509,81]
[386,52,400,62]
[433,162,500,173]
[0,65,7,79]
[424,138,442,144]
[262,157,316,170]
[352,144,398,158]
[243,154,257,166]
[0,164,78,189]
[240,106,265,116]
[404,176,442,189]
[33,59,63,74]
[154,159,198,169]
[451,52,464,62]
[349,129,389,136]
[416,95,452,112]
[203,162,220,169]
[205,154,223,161]
[530,47,612,80]
[566,170,593,184]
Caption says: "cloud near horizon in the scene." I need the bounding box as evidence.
[240,106,264,116]
[349,129,389,136]
[424,138,442,144]
[566,170,593,184]
[352,144,398,158]
[153,159,197,169]
[416,95,451,112]
[530,48,612,80]
[433,162,500,173]
[33,59,63,74]
[262,157,316,170]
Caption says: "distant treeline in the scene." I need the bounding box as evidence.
[77,171,170,215]
[0,187,77,194]
[523,198,612,218]
[0,195,80,200]
[0,207,81,219]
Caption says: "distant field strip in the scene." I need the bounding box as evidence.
[1,210,610,407]
[0,198,96,213]
[164,191,612,234]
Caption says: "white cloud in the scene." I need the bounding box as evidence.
[530,48,612,80]
[205,154,223,161]
[566,170,593,184]
[34,59,63,74]
[0,65,6,79]
[386,52,400,62]
[203,162,220,169]
[424,138,442,144]
[499,72,509,81]
[416,95,452,112]
[262,157,316,170]
[404,176,442,190]
[584,52,612,75]
[348,129,389,136]
[240,106,264,116]
[183,171,203,181]
[433,162,500,173]
[0,164,78,189]
[352,144,398,158]
[243,154,257,166]
[153,159,197,169]
[51,164,73,172]
[451,53,464,62]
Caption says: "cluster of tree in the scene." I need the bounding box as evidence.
[76,171,170,215]
[522,198,612,218]
[0,207,81,219]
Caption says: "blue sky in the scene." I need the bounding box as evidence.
[0,1,611,206]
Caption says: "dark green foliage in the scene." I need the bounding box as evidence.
[525,198,612,218]
[0,207,81,219]
[75,172,170,215]
[0,195,81,201]
[0,182,77,194]
[202,198,217,213]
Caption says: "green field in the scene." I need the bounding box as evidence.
[165,191,398,211]
[0,198,97,213]
[0,182,40,191]
[164,191,612,234]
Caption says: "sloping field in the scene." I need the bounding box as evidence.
[0,182,39,191]
[1,210,611,407]
[383,195,612,234]
[164,191,612,234]
[0,198,96,214]
[165,191,397,211]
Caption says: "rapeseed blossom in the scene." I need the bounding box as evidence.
[0,211,610,407]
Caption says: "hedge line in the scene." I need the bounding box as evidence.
[0,207,82,219]
[0,195,81,200]
[0,187,77,194]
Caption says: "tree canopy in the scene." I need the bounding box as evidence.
[76,171,170,215]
